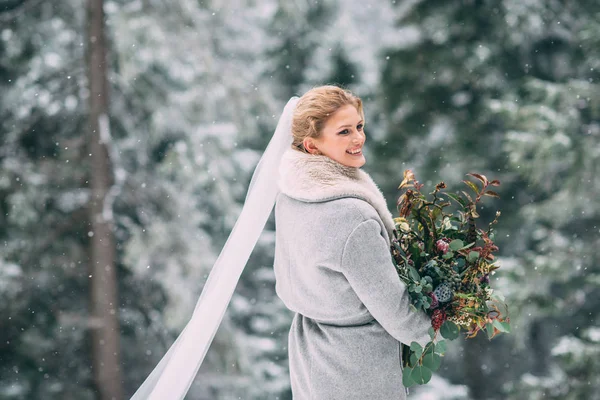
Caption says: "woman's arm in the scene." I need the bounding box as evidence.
[341,219,431,347]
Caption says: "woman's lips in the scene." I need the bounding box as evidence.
[346,148,362,155]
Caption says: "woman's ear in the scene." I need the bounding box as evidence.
[303,137,320,155]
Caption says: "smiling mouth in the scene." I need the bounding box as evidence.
[346,148,362,155]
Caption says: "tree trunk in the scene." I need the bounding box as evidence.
[86,0,123,398]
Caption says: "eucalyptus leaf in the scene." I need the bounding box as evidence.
[410,341,423,358]
[440,321,460,340]
[435,340,447,355]
[411,365,433,384]
[458,242,475,250]
[423,352,442,371]
[467,251,480,263]
[402,367,416,387]
[492,319,506,332]
[486,322,495,339]
[449,239,464,251]
[421,366,433,384]
[423,342,435,355]
[410,353,418,367]
[428,327,436,339]
[423,296,431,308]
[408,266,420,281]
[410,366,422,385]
[442,251,454,259]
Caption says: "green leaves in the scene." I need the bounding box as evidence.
[402,340,447,387]
[428,327,436,339]
[435,340,447,354]
[391,168,507,387]
[410,284,422,293]
[463,180,480,195]
[440,321,460,340]
[486,322,495,339]
[411,365,433,384]
[408,266,420,281]
[410,341,423,358]
[445,192,466,207]
[493,319,511,333]
[467,251,480,263]
[449,239,464,251]
[484,320,510,339]
[403,365,416,387]
[407,271,435,311]
[448,240,464,251]
[423,351,442,371]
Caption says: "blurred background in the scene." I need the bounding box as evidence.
[1,0,599,399]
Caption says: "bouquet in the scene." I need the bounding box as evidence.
[391,170,510,387]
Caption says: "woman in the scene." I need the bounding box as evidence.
[274,85,432,399]
[130,86,430,400]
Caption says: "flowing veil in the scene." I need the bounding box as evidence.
[131,96,300,399]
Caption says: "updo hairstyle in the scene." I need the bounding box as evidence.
[291,85,364,153]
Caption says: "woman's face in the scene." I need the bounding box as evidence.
[304,104,366,168]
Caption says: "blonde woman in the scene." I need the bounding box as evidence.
[274,85,431,399]
[131,85,430,400]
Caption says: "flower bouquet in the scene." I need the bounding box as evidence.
[390,170,510,387]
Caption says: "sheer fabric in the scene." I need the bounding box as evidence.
[131,97,299,399]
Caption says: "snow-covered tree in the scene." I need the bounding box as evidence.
[378,1,600,398]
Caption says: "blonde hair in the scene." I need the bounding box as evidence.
[291,85,364,153]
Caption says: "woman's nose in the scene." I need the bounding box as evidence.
[353,129,365,142]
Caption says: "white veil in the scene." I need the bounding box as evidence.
[131,96,300,399]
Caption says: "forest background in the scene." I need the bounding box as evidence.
[1,0,599,399]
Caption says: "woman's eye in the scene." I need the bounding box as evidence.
[339,129,350,135]
[357,124,364,130]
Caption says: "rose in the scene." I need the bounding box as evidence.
[436,239,450,254]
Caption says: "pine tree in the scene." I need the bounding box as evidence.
[0,2,102,398]
[490,3,600,398]
[379,1,600,398]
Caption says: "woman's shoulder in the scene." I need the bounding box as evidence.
[277,193,381,225]
[328,197,381,222]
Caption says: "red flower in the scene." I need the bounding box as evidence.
[428,292,439,309]
[436,239,450,254]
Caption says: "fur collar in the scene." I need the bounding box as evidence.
[278,148,396,244]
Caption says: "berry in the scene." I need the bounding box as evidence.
[431,309,447,330]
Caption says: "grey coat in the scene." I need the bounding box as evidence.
[274,149,432,400]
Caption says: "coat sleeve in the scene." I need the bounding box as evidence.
[340,219,431,347]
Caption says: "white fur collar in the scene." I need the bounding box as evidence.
[278,148,396,244]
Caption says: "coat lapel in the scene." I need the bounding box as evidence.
[278,148,396,244]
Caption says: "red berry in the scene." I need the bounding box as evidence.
[431,309,447,331]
